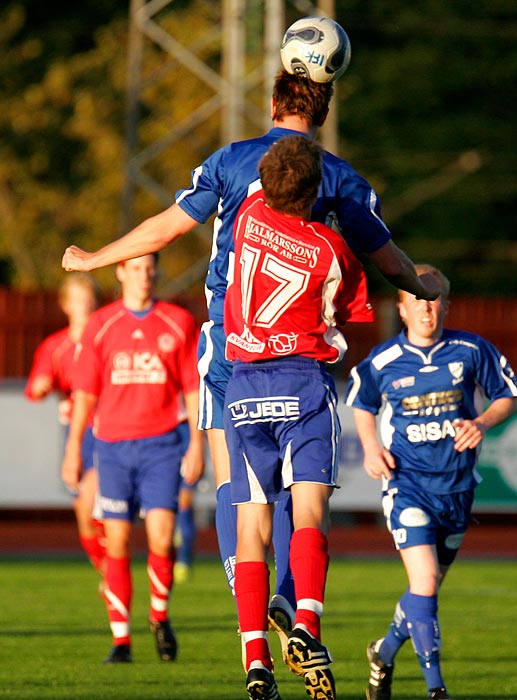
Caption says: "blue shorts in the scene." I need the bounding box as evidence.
[197,321,232,430]
[81,427,96,472]
[381,479,474,566]
[63,425,96,473]
[224,357,340,505]
[96,428,184,520]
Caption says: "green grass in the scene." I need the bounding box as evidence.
[0,557,515,699]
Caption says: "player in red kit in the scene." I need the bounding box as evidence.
[25,273,106,578]
[62,253,204,664]
[224,136,373,700]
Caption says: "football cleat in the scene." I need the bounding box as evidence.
[268,594,295,669]
[366,638,394,700]
[428,689,450,700]
[246,667,281,700]
[286,628,335,699]
[149,619,178,661]
[103,643,132,664]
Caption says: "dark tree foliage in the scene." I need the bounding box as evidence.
[1,1,516,296]
[334,0,517,295]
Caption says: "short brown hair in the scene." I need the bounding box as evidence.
[272,70,334,127]
[258,135,323,217]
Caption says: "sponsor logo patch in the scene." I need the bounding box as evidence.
[228,396,300,426]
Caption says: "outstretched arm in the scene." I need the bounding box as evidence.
[62,203,198,272]
[353,407,396,480]
[367,240,441,300]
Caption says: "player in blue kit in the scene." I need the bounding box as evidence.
[225,135,374,700]
[62,66,441,649]
[344,264,517,700]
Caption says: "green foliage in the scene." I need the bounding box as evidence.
[0,3,129,289]
[0,558,516,698]
[1,1,516,295]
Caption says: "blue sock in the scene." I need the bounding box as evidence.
[405,592,445,690]
[215,482,237,594]
[176,507,196,566]
[272,489,295,609]
[379,589,411,664]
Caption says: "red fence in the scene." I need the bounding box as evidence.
[0,287,516,379]
[0,288,67,379]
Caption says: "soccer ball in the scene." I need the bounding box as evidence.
[280,16,351,83]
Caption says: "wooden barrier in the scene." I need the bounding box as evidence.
[0,287,516,379]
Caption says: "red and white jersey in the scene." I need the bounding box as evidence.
[25,328,78,424]
[224,191,374,363]
[73,300,200,442]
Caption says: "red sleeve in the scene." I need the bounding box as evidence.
[176,310,200,396]
[335,238,374,324]
[24,331,65,400]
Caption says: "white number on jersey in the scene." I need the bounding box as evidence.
[240,243,310,328]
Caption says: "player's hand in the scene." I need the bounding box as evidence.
[415,272,441,301]
[453,418,485,452]
[29,375,53,399]
[181,441,205,486]
[363,446,396,481]
[62,246,92,272]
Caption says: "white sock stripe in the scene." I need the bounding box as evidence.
[297,598,323,616]
[150,594,169,611]
[147,564,170,596]
[241,630,268,643]
[105,588,129,619]
[110,621,130,638]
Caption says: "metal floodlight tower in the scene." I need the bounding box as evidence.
[122,0,337,294]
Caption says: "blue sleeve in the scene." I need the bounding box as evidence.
[175,147,228,224]
[317,155,392,255]
[344,357,383,413]
[475,337,517,400]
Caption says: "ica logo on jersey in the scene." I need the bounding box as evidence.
[111,351,167,385]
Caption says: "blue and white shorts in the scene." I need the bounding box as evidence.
[96,428,184,520]
[224,357,341,505]
[381,478,474,566]
[197,321,233,430]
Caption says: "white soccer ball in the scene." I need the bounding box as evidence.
[280,16,351,83]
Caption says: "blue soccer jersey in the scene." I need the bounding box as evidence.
[176,126,391,325]
[345,328,517,494]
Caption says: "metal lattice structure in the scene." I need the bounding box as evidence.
[122,0,337,297]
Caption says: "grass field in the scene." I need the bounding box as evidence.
[0,556,515,699]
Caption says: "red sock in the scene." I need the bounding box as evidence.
[105,556,132,645]
[235,561,271,671]
[80,534,106,574]
[148,551,174,623]
[290,528,329,640]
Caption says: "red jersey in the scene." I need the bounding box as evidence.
[25,327,78,424]
[224,191,374,363]
[73,300,200,442]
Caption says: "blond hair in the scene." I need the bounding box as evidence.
[58,273,100,306]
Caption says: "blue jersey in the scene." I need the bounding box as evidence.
[176,126,391,324]
[345,328,517,494]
